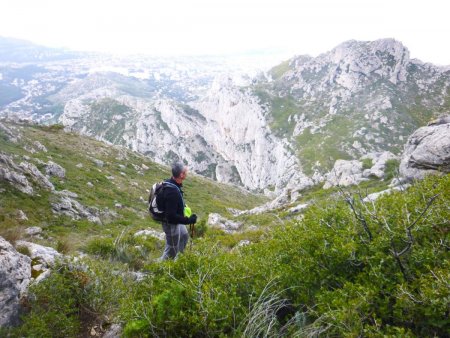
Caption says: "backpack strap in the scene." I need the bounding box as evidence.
[163,181,185,207]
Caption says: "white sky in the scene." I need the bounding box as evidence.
[0,0,449,65]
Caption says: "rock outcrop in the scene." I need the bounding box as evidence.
[15,240,62,267]
[323,160,365,189]
[45,161,66,178]
[400,115,450,180]
[361,151,398,179]
[51,194,102,224]
[0,236,32,327]
[207,213,243,233]
[0,154,34,194]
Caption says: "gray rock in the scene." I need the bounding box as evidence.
[25,227,42,236]
[54,189,78,198]
[92,158,104,167]
[0,236,32,327]
[15,240,62,267]
[400,118,450,180]
[17,210,28,221]
[208,213,243,233]
[323,160,365,189]
[33,141,47,153]
[102,324,122,338]
[362,185,410,202]
[19,161,54,190]
[0,154,34,194]
[45,161,66,178]
[134,229,165,241]
[0,122,21,143]
[51,196,102,225]
[288,203,309,214]
[361,151,398,179]
[237,240,251,247]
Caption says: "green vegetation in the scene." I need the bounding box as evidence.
[361,157,373,170]
[252,87,300,137]
[0,121,266,254]
[1,121,449,337]
[4,173,449,337]
[295,117,354,175]
[384,158,400,181]
[269,60,292,80]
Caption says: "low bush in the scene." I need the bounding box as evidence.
[10,174,450,337]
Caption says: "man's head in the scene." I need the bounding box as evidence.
[172,161,188,183]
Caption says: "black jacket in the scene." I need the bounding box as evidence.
[157,178,190,225]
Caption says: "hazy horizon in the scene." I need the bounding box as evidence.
[0,0,449,66]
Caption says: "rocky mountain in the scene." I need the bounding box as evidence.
[1,37,449,194]
[256,39,450,175]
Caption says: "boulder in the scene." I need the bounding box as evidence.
[208,213,243,233]
[15,240,62,267]
[19,161,55,190]
[361,151,398,179]
[323,160,365,189]
[0,154,34,194]
[92,158,104,167]
[0,236,32,327]
[33,141,47,153]
[0,122,21,143]
[45,161,66,178]
[51,196,102,224]
[400,116,450,180]
[362,185,410,202]
[25,227,43,236]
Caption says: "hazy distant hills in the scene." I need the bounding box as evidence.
[1,37,449,192]
[0,36,83,62]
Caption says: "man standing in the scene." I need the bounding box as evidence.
[157,161,197,260]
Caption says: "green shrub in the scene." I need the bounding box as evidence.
[119,175,450,336]
[384,158,400,181]
[12,266,83,337]
[361,158,373,170]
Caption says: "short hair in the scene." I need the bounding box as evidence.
[172,161,186,178]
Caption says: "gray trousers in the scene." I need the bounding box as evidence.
[160,222,189,260]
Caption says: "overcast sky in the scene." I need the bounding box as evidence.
[0,0,449,65]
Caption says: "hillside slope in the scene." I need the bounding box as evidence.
[0,119,266,255]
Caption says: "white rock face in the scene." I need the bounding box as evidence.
[323,160,365,189]
[0,236,32,327]
[59,81,312,193]
[192,76,312,192]
[400,117,450,180]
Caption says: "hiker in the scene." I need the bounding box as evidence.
[157,161,197,260]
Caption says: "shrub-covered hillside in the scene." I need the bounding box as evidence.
[1,120,449,337]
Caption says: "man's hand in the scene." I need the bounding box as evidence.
[188,214,197,224]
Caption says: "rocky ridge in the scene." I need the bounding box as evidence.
[1,38,449,194]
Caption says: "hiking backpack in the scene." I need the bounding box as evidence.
[148,181,166,222]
